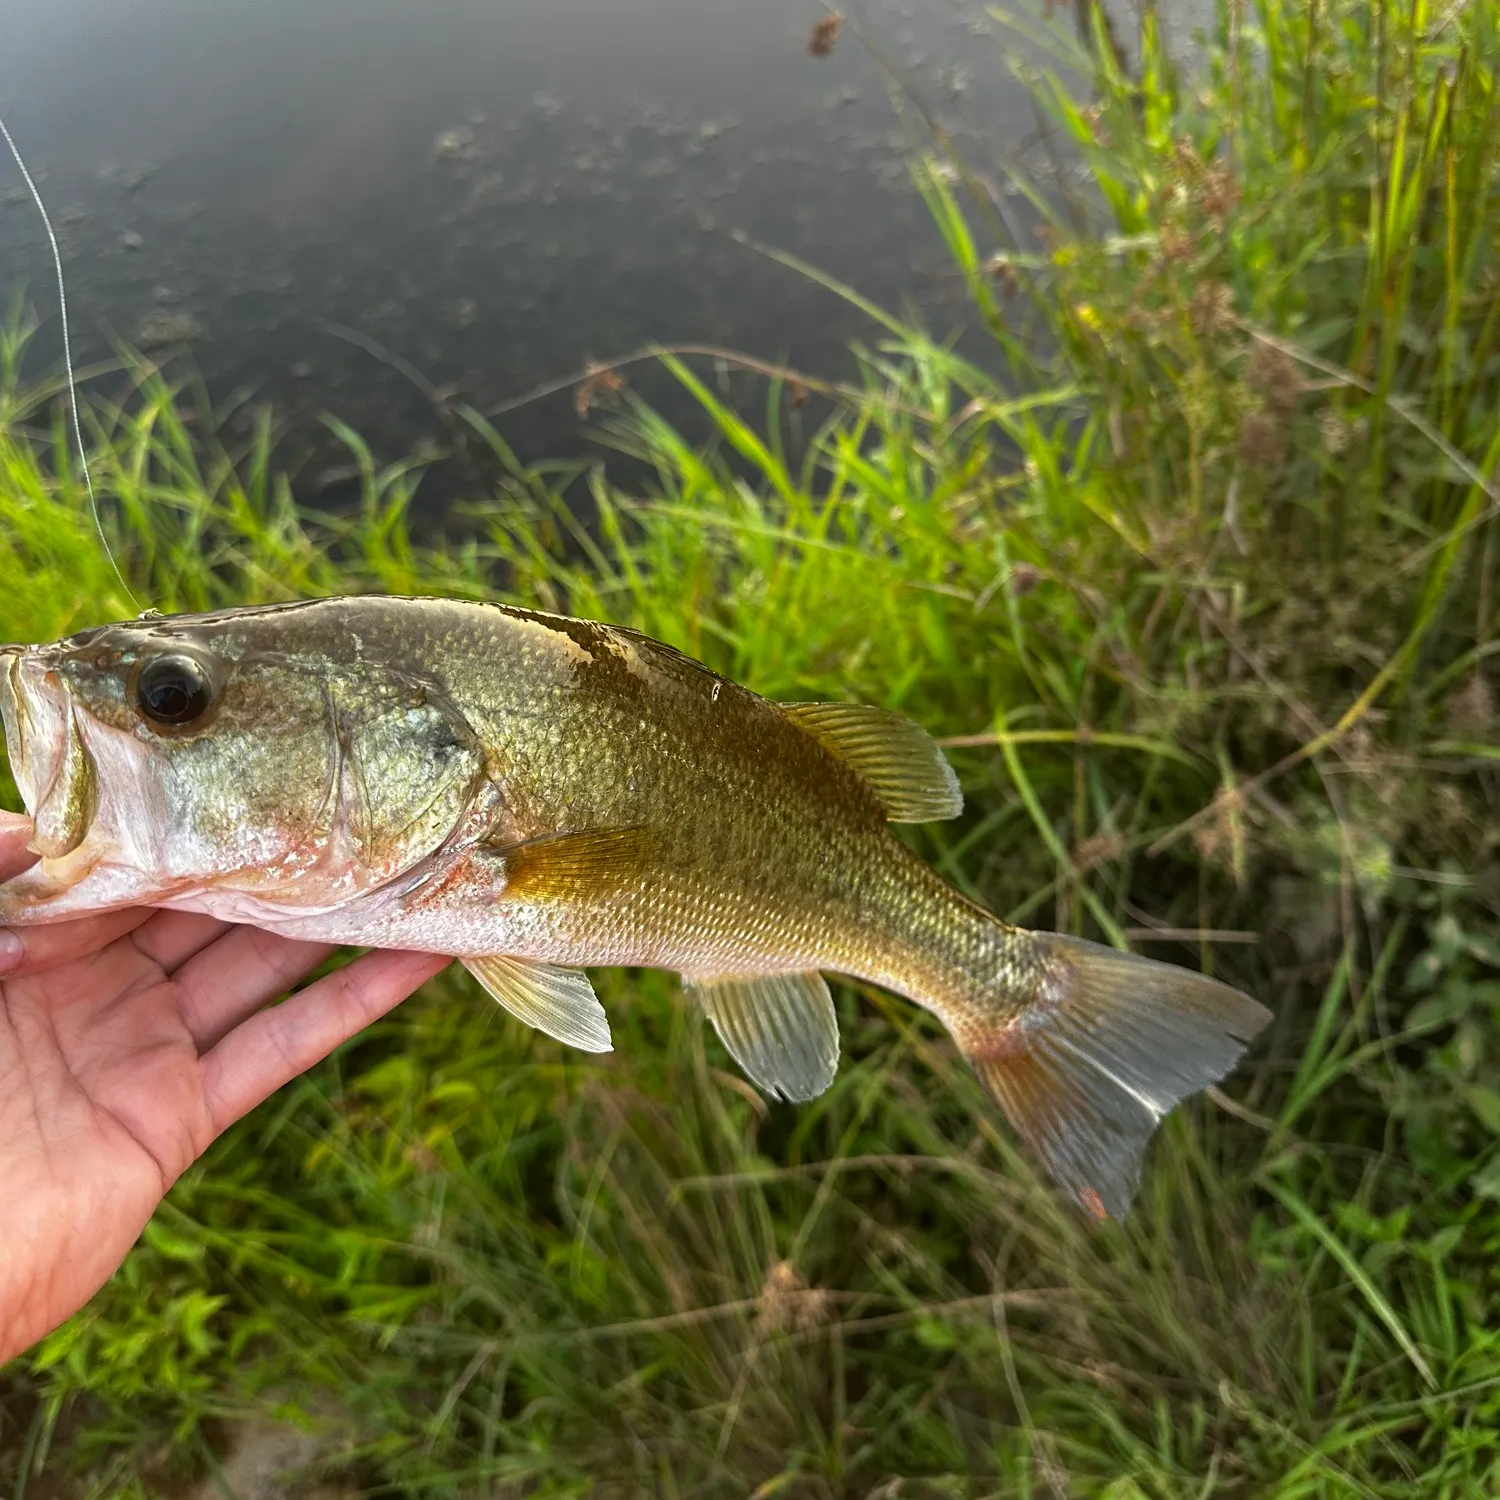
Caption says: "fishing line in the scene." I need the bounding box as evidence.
[0,112,139,609]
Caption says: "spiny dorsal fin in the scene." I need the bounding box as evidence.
[781,702,962,823]
[684,970,840,1102]
[489,826,656,902]
[463,954,613,1053]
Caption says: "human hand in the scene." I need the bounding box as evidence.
[0,812,449,1364]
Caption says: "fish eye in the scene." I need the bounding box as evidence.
[134,652,218,727]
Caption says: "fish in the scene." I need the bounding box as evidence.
[0,595,1271,1217]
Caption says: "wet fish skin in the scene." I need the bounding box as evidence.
[0,596,1271,1217]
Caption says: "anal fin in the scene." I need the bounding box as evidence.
[463,954,613,1053]
[685,970,840,1102]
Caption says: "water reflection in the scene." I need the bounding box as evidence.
[1,0,1056,513]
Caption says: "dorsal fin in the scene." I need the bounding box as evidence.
[780,702,962,823]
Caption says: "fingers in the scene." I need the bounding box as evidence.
[201,949,451,1135]
[0,812,36,968]
[169,925,338,1052]
[0,813,167,978]
[0,810,34,879]
[0,907,155,978]
[130,910,231,974]
[0,905,230,982]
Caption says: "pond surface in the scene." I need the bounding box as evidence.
[0,0,1127,513]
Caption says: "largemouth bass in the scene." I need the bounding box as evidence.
[0,596,1270,1217]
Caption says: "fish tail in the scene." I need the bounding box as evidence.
[941,928,1271,1220]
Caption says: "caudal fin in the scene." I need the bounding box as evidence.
[964,934,1271,1220]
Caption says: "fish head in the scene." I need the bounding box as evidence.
[0,608,487,922]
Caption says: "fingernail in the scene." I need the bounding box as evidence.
[0,930,23,973]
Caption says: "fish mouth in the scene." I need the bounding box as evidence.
[0,647,99,859]
[0,646,163,920]
[0,649,64,814]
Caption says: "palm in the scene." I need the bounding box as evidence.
[0,816,448,1363]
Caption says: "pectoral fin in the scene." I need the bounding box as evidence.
[463,954,613,1053]
[684,970,840,1102]
[488,825,656,902]
[780,702,962,823]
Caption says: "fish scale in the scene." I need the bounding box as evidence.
[0,595,1271,1218]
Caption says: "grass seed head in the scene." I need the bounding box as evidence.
[1246,341,1302,414]
[1239,410,1285,471]
[1446,674,1494,736]
[1189,281,1235,336]
[808,13,844,58]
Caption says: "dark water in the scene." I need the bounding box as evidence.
[0,0,1079,514]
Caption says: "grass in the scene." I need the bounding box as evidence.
[2,0,1500,1493]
